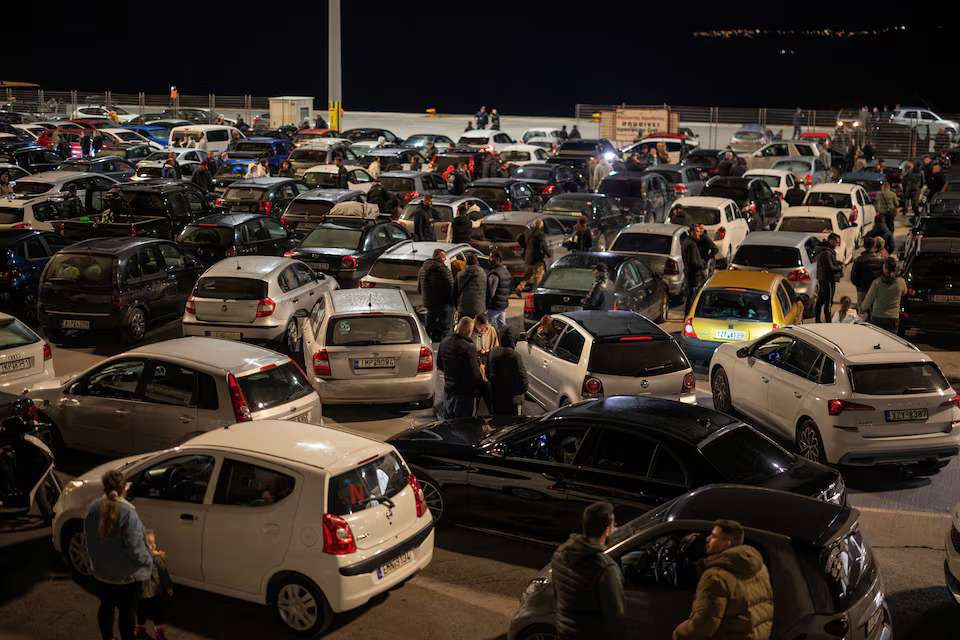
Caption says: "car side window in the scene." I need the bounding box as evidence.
[542,218,565,236]
[23,237,47,259]
[291,262,316,287]
[139,245,163,276]
[584,428,656,477]
[213,458,296,507]
[183,191,206,216]
[34,201,61,222]
[242,220,266,242]
[634,260,654,283]
[277,266,297,292]
[80,359,146,399]
[42,233,71,254]
[282,184,297,199]
[805,239,819,262]
[368,226,390,250]
[781,281,798,306]
[796,145,814,156]
[649,446,687,484]
[554,326,585,364]
[144,361,197,407]
[782,340,822,381]
[855,190,865,206]
[156,242,187,271]
[836,213,849,229]
[263,218,288,240]
[775,284,790,314]
[527,321,563,352]
[309,299,326,336]
[506,426,589,465]
[130,454,215,504]
[751,334,794,368]
[819,356,836,384]
[384,224,409,243]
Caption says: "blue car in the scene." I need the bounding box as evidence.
[125,125,171,147]
[224,137,296,174]
[54,156,137,182]
[0,229,72,324]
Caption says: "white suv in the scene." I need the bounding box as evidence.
[51,420,434,635]
[709,323,960,469]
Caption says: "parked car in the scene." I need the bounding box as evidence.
[98,128,163,150]
[178,213,297,263]
[132,148,205,181]
[398,196,494,242]
[742,168,798,200]
[745,140,820,170]
[359,241,484,307]
[38,238,205,344]
[509,163,580,198]
[457,129,517,153]
[541,193,629,251]
[610,223,712,303]
[804,182,876,231]
[645,164,705,197]
[12,170,117,198]
[96,142,156,167]
[211,159,255,194]
[292,128,342,146]
[521,127,564,145]
[401,133,455,150]
[71,105,137,123]
[901,215,960,260]
[597,172,674,223]
[0,163,30,182]
[463,178,538,211]
[214,177,311,216]
[473,212,570,280]
[0,193,65,232]
[54,156,136,182]
[890,107,959,140]
[701,176,782,231]
[900,237,960,335]
[556,138,620,160]
[168,124,244,154]
[379,171,449,204]
[302,164,375,192]
[621,134,699,163]
[775,208,858,263]
[0,145,61,174]
[124,125,170,146]
[281,189,368,238]
[500,144,551,167]
[287,141,358,176]
[340,128,401,143]
[224,138,296,174]
[433,148,494,180]
[729,128,772,153]
[666,196,749,264]
[0,312,54,391]
[680,148,727,181]
[770,157,832,189]
[839,171,887,199]
[0,229,72,323]
[358,148,424,173]
[948,501,960,605]
[728,231,821,318]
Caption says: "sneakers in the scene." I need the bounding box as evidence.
[133,625,145,638]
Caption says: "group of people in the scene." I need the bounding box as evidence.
[472,106,502,130]
[50,127,103,159]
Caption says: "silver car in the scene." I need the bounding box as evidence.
[728,231,820,318]
[300,288,436,407]
[399,195,496,242]
[473,212,570,280]
[182,256,339,351]
[770,157,831,188]
[610,222,714,302]
[890,107,959,140]
[359,241,485,307]
[28,337,321,457]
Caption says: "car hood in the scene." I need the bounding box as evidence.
[752,454,842,502]
[27,374,73,395]
[388,415,530,449]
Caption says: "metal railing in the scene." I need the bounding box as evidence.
[3,88,270,118]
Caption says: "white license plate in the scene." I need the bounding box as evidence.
[288,412,310,423]
[376,551,413,579]
[551,305,580,313]
[886,408,928,422]
[309,262,330,271]
[931,294,960,303]
[206,331,242,340]
[355,358,395,368]
[61,319,90,329]
[0,358,32,373]
[715,330,746,340]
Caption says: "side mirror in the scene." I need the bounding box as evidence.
[736,346,751,359]
[292,309,310,319]
[851,222,859,227]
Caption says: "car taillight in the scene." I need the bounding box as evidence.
[683,318,697,338]
[280,216,289,226]
[940,395,960,408]
[313,349,331,376]
[359,280,375,288]
[742,203,756,213]
[185,295,196,314]
[509,243,523,251]
[804,174,812,186]
[672,184,688,193]
[787,268,810,282]
[256,297,275,317]
[500,201,513,211]
[772,323,780,330]
[215,198,222,206]
[663,258,679,275]
[129,226,136,237]
[524,293,535,312]
[582,376,603,398]
[727,265,740,270]
[9,223,30,229]
[468,158,475,174]
[58,223,65,236]
[848,205,858,222]
[409,473,428,518]
[715,227,726,240]
[776,191,784,200]
[417,346,434,373]
[283,251,293,258]
[542,185,555,195]
[682,372,696,391]
[827,399,875,416]
[42,342,51,361]
[227,373,251,422]
[322,513,356,555]
[341,255,358,271]
[258,200,272,214]
[404,191,418,202]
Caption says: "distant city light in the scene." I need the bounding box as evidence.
[693,26,912,38]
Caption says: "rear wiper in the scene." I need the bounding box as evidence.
[359,496,395,509]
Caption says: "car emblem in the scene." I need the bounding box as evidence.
[222,305,228,312]
[289,406,297,413]
[563,296,570,303]
[640,379,649,389]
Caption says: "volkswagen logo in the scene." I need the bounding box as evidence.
[222,304,228,312]
[640,379,649,389]
[563,296,570,303]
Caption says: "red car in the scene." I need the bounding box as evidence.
[292,128,341,146]
[67,119,115,130]
[35,128,84,158]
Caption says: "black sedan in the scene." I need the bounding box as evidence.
[509,163,580,198]
[523,252,668,329]
[177,213,297,263]
[388,396,844,542]
[341,128,401,143]
[701,176,781,231]
[541,193,630,251]
[900,237,960,335]
[464,178,538,211]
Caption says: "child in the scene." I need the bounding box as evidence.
[135,529,174,640]
[832,295,858,324]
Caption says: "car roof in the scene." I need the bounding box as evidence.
[781,206,844,218]
[810,182,859,193]
[191,212,262,226]
[673,196,735,209]
[704,270,783,291]
[227,177,294,187]
[460,129,505,137]
[841,172,884,180]
[0,229,48,244]
[202,255,294,277]
[296,188,357,202]
[126,337,290,374]
[380,170,426,178]
[618,222,686,237]
[329,288,412,314]
[787,323,923,360]
[382,241,473,260]
[743,168,792,177]
[551,251,632,270]
[61,237,164,253]
[562,310,667,340]
[469,178,519,187]
[738,231,815,247]
[17,171,88,183]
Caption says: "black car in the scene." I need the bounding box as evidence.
[680,148,726,180]
[249,128,294,141]
[211,160,252,194]
[55,156,137,182]
[177,213,297,263]
[463,178,538,211]
[900,237,960,334]
[288,212,411,287]
[388,396,843,540]
[359,148,425,173]
[541,193,630,251]
[524,252,669,329]
[97,142,156,166]
[214,177,311,216]
[544,155,593,191]
[597,172,675,223]
[0,229,72,323]
[509,163,580,198]
[902,214,960,259]
[340,128,401,143]
[925,191,960,215]
[38,237,205,344]
[401,133,455,149]
[556,138,620,160]
[702,176,781,231]
[0,144,61,174]
[280,188,367,238]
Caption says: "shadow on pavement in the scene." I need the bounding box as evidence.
[435,526,554,570]
[886,586,958,639]
[0,533,73,605]
[842,465,936,493]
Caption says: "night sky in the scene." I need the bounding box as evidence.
[7,2,953,116]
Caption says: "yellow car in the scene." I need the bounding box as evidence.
[681,271,805,366]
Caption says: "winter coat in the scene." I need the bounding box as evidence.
[487,331,527,413]
[191,165,212,192]
[568,127,581,140]
[246,163,268,179]
[368,159,381,179]
[475,110,488,128]
[850,250,884,292]
[451,171,468,196]
[486,263,513,310]
[862,275,907,319]
[333,165,349,189]
[436,333,482,395]
[519,228,551,265]
[784,185,805,207]
[551,534,627,640]
[490,114,500,130]
[278,165,295,178]
[456,264,487,317]
[80,134,92,155]
[451,214,473,243]
[590,160,612,191]
[673,545,774,640]
[873,189,899,216]
[91,135,103,153]
[815,241,842,285]
[417,258,454,309]
[581,278,606,310]
[903,167,924,193]
[572,226,593,251]
[412,204,438,241]
[864,220,894,255]
[83,497,152,584]
[682,235,706,277]
[482,155,499,178]
[717,159,735,177]
[141,551,174,599]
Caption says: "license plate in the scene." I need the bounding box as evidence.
[61,319,90,329]
[206,331,242,340]
[715,330,746,340]
[309,262,330,271]
[376,551,413,579]
[0,358,32,373]
[931,294,960,303]
[886,408,928,422]
[288,412,310,423]
[551,305,580,313]
[355,358,395,368]
[297,222,314,229]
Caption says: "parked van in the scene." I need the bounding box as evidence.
[168,124,245,154]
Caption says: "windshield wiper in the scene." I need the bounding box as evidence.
[359,495,395,509]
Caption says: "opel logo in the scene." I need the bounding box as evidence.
[640,380,649,389]
[563,296,570,303]
[222,305,228,312]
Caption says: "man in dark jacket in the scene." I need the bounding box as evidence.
[850,241,884,310]
[815,234,843,322]
[682,224,706,316]
[412,195,438,241]
[437,316,483,418]
[450,162,470,195]
[784,181,806,207]
[487,325,527,416]
[417,248,454,341]
[486,250,512,329]
[928,164,946,195]
[482,153,499,179]
[191,162,212,192]
[91,132,103,156]
[456,253,487,321]
[80,131,92,157]
[716,151,736,177]
[581,264,608,310]
[696,223,718,263]
[515,219,551,295]
[61,184,85,218]
[864,216,894,256]
[551,501,626,640]
[332,157,349,189]
[568,125,581,140]
[366,179,393,213]
[450,203,473,243]
[902,161,924,215]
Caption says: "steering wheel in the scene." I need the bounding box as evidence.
[655,539,680,587]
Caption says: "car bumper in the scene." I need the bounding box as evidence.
[182,320,285,344]
[680,336,724,367]
[39,311,121,332]
[831,428,960,465]
[312,373,436,404]
[0,368,55,394]
[664,274,683,297]
[902,306,957,332]
[947,556,960,605]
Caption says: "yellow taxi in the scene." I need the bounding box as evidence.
[680,270,804,366]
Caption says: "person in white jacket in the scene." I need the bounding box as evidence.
[368,156,381,179]
[245,158,269,178]
[590,155,612,192]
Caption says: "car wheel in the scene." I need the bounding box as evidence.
[122,308,147,345]
[32,412,64,455]
[796,420,827,463]
[711,368,732,414]
[63,522,93,576]
[284,319,301,355]
[274,577,332,636]
[417,474,445,522]
[21,289,38,325]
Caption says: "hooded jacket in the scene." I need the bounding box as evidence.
[551,534,627,640]
[673,545,774,640]
[456,264,487,317]
[436,332,482,395]
[815,241,842,285]
[83,497,152,584]
[417,257,454,309]
[486,262,513,311]
[862,274,907,319]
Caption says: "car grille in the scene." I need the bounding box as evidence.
[952,525,960,553]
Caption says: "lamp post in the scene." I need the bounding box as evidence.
[328,0,342,132]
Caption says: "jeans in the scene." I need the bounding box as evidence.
[487,309,506,329]
[793,125,802,138]
[444,392,475,419]
[425,306,453,342]
[872,317,899,334]
[683,272,703,317]
[97,580,139,640]
[815,281,835,322]
[856,290,867,311]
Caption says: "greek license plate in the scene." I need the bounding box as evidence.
[207,331,242,340]
[376,551,413,579]
[60,319,90,329]
[931,294,960,303]
[551,305,580,313]
[288,412,310,423]
[0,358,32,373]
[715,330,746,340]
[355,358,395,368]
[309,262,330,271]
[886,408,928,422]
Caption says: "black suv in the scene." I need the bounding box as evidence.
[701,176,781,231]
[38,237,205,344]
[509,162,580,198]
[214,177,311,216]
[556,138,619,159]
[0,144,62,174]
[463,178,538,211]
[597,171,675,223]
[900,238,960,335]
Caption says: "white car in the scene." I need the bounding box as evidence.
[621,136,699,163]
[775,207,858,263]
[98,127,164,150]
[890,108,959,140]
[666,196,749,264]
[710,323,960,467]
[0,193,66,231]
[28,337,320,457]
[302,164,375,192]
[183,256,338,351]
[499,144,550,167]
[0,314,54,392]
[133,148,206,181]
[50,420,435,635]
[12,171,118,199]
[0,163,30,182]
[803,182,876,233]
[948,502,960,605]
[359,241,485,306]
[301,288,436,406]
[742,169,798,200]
[456,129,516,153]
[70,105,138,123]
[745,141,821,170]
[521,128,564,153]
[520,311,696,410]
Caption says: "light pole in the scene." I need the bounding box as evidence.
[328,0,342,132]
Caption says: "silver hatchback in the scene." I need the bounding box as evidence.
[728,231,820,318]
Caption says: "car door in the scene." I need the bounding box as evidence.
[239,219,270,255]
[633,260,661,319]
[155,241,198,316]
[757,181,779,227]
[132,359,201,452]
[541,323,586,407]
[855,187,876,227]
[261,217,295,255]
[181,190,208,230]
[765,337,823,433]
[289,262,323,313]
[19,235,51,288]
[540,216,568,263]
[123,245,168,319]
[779,281,804,325]
[835,212,854,261]
[519,321,563,405]
[734,333,795,427]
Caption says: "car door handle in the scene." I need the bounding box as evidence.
[793,391,802,398]
[309,290,315,296]
[116,409,131,415]
[178,415,194,423]
[292,297,299,303]
[760,376,769,383]
[179,513,196,521]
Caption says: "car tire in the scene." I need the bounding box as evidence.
[63,521,93,577]
[414,472,445,523]
[796,419,827,463]
[284,319,301,355]
[21,288,38,326]
[711,367,733,414]
[273,576,332,636]
[122,308,147,345]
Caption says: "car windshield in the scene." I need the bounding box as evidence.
[544,197,595,216]
[772,160,813,173]
[326,315,417,346]
[231,142,273,153]
[403,135,431,147]
[560,142,599,152]
[289,149,328,164]
[195,277,267,300]
[302,227,363,250]
[459,136,488,145]
[482,223,526,243]
[611,233,672,254]
[540,267,596,291]
[733,245,802,268]
[0,317,39,349]
[56,164,91,172]
[512,166,552,181]
[237,361,314,411]
[700,425,795,483]
[588,339,688,377]
[849,363,949,395]
[45,253,114,285]
[669,206,720,226]
[326,452,409,516]
[380,177,415,193]
[12,182,53,195]
[179,225,233,246]
[215,164,249,177]
[779,217,832,233]
[734,131,763,140]
[746,175,780,189]
[223,187,267,201]
[464,187,506,205]
[806,192,853,208]
[599,179,644,197]
[400,203,453,221]
[695,288,773,322]
[910,255,960,280]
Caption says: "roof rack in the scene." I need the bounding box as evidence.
[791,325,844,355]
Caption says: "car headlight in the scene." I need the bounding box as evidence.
[521,577,550,603]
[820,477,846,505]
[61,479,84,498]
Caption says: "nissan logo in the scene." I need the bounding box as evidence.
[222,305,228,312]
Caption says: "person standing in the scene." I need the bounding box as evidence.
[570,216,593,251]
[418,248,455,342]
[456,253,487,321]
[161,153,181,179]
[84,470,152,640]
[475,106,488,130]
[450,162,470,195]
[277,160,295,178]
[717,151,736,177]
[552,502,627,640]
[486,250,512,329]
[696,223,719,263]
[423,141,438,162]
[865,215,894,255]
[62,184,85,217]
[207,151,220,174]
[80,130,92,157]
[792,107,805,138]
[682,224,706,316]
[368,156,381,179]
[815,233,843,322]
[191,159,212,192]
[581,264,608,310]
[437,316,484,418]
[314,114,326,129]
[902,161,924,216]
[559,125,569,141]
[873,181,899,229]
[850,239,884,310]
[590,154,612,192]
[92,131,103,156]
[861,257,906,334]
[332,156,349,189]
[56,133,71,160]
[473,313,499,370]
[673,520,774,640]
[412,194,438,241]
[451,203,473,243]
[784,180,806,207]
[482,152,499,178]
[515,219,551,295]
[366,178,391,213]
[486,325,528,416]
[568,125,581,140]
[194,132,207,151]
[0,173,13,196]
[490,108,501,130]
[928,164,946,196]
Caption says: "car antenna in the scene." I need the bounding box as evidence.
[236,256,242,270]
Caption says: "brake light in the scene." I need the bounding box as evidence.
[672,183,688,194]
[58,223,65,235]
[256,297,275,317]
[620,336,652,341]
[510,243,523,251]
[468,158,475,174]
[227,373,251,422]
[404,191,418,202]
[409,474,428,518]
[280,216,289,226]
[581,376,603,398]
[776,191,783,200]
[341,255,357,271]
[543,185,555,195]
[827,399,875,416]
[940,395,959,408]
[787,268,810,282]
[359,281,375,288]
[321,513,356,555]
[772,323,780,330]
[313,349,331,376]
[440,223,449,233]
[715,227,726,240]
[682,372,696,391]
[524,293,535,312]
[683,318,696,338]
[185,295,196,314]
[283,251,293,258]
[849,205,858,222]
[727,265,740,270]
[663,258,679,275]
[42,342,52,361]
[742,203,756,213]
[215,198,222,206]
[804,174,812,186]
[417,346,434,373]
[500,200,513,211]
[9,223,30,229]
[258,199,272,214]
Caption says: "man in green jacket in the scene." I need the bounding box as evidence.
[861,257,907,334]
[674,520,774,640]
[873,182,900,230]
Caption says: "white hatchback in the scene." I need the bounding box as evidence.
[803,182,877,232]
[0,313,54,392]
[666,196,749,264]
[709,323,960,468]
[742,169,798,200]
[50,420,434,635]
[775,207,858,263]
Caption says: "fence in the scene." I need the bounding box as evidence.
[3,88,270,119]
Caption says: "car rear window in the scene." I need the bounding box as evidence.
[587,339,688,377]
[380,177,415,193]
[368,259,422,280]
[842,178,882,192]
[459,136,489,145]
[12,182,52,195]
[911,255,960,280]
[237,361,314,411]
[669,206,720,226]
[326,451,410,516]
[231,142,273,153]
[599,179,644,197]
[772,160,812,173]
[195,277,268,300]
[482,223,526,243]
[735,131,763,140]
[611,233,672,254]
[502,151,531,162]
[540,267,596,291]
[746,175,780,189]
[303,171,338,189]
[799,526,876,613]
[137,166,163,178]
[464,187,506,205]
[700,426,795,483]
[289,149,328,163]
[400,203,453,221]
[0,208,24,225]
[223,187,267,201]
[179,225,234,246]
[512,166,551,181]
[286,200,334,218]
[848,363,949,395]
[0,317,39,349]
[702,185,748,205]
[302,227,363,250]
[779,217,832,233]
[917,219,960,237]
[806,192,853,208]
[733,245,802,268]
[695,288,773,322]
[215,164,249,177]
[46,253,114,285]
[326,315,417,346]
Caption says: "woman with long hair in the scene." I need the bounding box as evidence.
[83,469,152,640]
[832,295,858,323]
[571,216,593,252]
